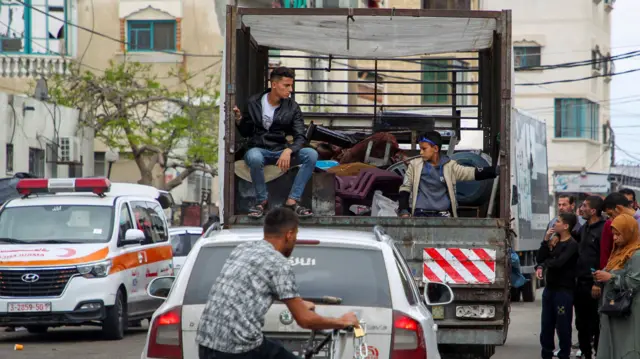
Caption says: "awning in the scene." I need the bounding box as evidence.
[239,10,499,58]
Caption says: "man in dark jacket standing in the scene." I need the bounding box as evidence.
[574,195,605,359]
[233,67,317,219]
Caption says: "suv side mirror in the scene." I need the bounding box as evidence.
[147,276,175,299]
[120,228,146,246]
[423,282,454,306]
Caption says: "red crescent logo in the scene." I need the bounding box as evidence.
[56,248,77,258]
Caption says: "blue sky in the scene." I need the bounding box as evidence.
[611,0,640,163]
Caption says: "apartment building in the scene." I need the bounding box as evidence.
[481,0,615,200]
[0,0,223,205]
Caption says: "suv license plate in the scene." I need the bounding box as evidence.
[8,302,52,313]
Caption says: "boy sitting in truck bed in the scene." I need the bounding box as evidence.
[398,131,497,218]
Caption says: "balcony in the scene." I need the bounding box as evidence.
[0,55,72,78]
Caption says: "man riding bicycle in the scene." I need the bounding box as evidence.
[196,207,360,359]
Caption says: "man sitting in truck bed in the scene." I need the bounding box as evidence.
[398,131,497,218]
[233,66,318,219]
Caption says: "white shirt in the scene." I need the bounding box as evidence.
[261,94,279,130]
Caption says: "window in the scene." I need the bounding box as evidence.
[422,0,470,9]
[170,232,201,257]
[0,0,68,55]
[184,245,392,308]
[131,201,160,244]
[147,201,168,242]
[5,143,13,173]
[0,205,114,243]
[554,98,600,140]
[118,203,134,242]
[28,147,44,177]
[514,46,541,68]
[94,151,106,177]
[421,59,450,104]
[127,21,176,52]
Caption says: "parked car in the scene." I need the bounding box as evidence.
[140,226,454,359]
[168,226,204,275]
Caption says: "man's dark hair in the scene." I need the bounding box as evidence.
[270,66,295,82]
[619,188,637,202]
[557,212,578,234]
[418,131,443,150]
[604,192,631,210]
[264,207,300,236]
[558,194,575,205]
[584,195,604,217]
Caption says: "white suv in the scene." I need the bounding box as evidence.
[140,226,454,359]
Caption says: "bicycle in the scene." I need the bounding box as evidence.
[302,321,368,359]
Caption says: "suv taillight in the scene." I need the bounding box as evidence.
[147,306,183,359]
[391,311,427,359]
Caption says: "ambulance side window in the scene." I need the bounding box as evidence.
[118,203,134,242]
[131,201,160,244]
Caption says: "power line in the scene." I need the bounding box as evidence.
[516,67,640,86]
[16,0,222,58]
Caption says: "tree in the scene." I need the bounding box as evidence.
[43,61,219,190]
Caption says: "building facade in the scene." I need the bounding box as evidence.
[0,92,94,179]
[481,0,615,203]
[0,0,224,207]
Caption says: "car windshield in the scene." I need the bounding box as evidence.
[170,233,201,256]
[184,243,392,308]
[0,205,114,243]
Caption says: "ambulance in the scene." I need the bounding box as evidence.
[0,178,174,340]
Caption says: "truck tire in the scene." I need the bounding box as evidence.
[102,289,127,340]
[522,274,536,302]
[510,286,521,302]
[450,152,494,206]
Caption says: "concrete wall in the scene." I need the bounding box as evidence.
[0,93,94,178]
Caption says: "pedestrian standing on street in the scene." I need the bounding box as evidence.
[234,66,318,219]
[601,192,640,270]
[545,195,585,241]
[575,196,606,359]
[196,207,360,359]
[618,188,640,216]
[594,213,640,359]
[536,212,580,359]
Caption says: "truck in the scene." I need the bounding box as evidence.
[220,6,513,359]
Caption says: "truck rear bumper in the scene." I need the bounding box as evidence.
[437,327,506,345]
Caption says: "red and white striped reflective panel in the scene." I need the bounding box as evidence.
[422,248,496,284]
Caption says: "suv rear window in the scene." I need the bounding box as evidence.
[184,244,392,308]
[170,233,201,256]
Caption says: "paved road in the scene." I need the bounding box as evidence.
[0,290,559,359]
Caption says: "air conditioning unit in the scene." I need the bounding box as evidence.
[58,136,82,163]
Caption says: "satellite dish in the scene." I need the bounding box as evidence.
[34,78,49,101]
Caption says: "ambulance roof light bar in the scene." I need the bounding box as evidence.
[16,178,112,198]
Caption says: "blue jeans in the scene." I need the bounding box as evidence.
[244,147,318,203]
[540,288,574,359]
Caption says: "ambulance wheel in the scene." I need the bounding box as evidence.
[103,289,127,340]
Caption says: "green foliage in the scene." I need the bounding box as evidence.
[43,60,220,189]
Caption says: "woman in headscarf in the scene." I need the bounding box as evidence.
[594,213,640,359]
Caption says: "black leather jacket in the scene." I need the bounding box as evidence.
[236,90,307,153]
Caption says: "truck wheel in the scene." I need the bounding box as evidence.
[102,289,127,340]
[509,286,521,302]
[26,325,48,334]
[522,274,536,302]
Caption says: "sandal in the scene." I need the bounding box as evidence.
[248,201,268,219]
[284,202,313,218]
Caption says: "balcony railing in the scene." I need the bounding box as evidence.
[0,55,72,78]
